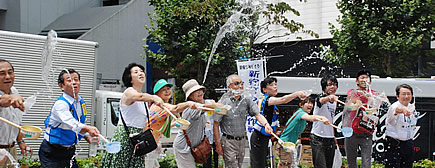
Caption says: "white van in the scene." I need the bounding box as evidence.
[94,90,123,140]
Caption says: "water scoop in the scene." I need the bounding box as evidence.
[341,127,353,137]
[98,134,121,153]
[270,132,295,152]
[161,106,191,130]
[336,99,368,111]
[199,105,231,115]
[0,117,42,140]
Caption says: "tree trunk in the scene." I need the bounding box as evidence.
[382,53,393,76]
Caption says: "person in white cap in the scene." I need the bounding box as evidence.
[173,79,222,168]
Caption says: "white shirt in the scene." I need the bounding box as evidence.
[0,87,23,145]
[385,101,418,141]
[117,87,149,129]
[44,92,86,141]
[311,96,336,138]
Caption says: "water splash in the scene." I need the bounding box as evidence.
[41,30,57,83]
[0,149,20,168]
[267,45,343,77]
[202,0,268,84]
[23,30,60,111]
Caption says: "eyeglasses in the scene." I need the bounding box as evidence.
[326,82,337,87]
[399,92,412,96]
[232,81,244,86]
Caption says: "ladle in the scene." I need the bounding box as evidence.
[161,106,191,130]
[270,132,295,152]
[98,134,121,153]
[199,105,231,115]
[0,117,42,140]
[336,99,368,111]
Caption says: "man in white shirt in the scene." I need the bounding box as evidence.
[385,84,417,168]
[0,59,31,168]
[38,69,99,168]
[310,74,338,168]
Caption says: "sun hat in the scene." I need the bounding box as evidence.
[182,79,205,100]
[153,79,173,94]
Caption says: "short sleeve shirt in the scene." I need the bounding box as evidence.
[215,94,259,137]
[173,108,206,154]
[147,104,172,143]
[310,93,336,138]
[280,108,307,143]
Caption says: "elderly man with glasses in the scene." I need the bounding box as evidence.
[213,74,272,168]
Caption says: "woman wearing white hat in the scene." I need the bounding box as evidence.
[173,79,222,168]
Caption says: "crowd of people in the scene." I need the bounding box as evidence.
[0,58,421,168]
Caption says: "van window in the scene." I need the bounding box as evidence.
[108,98,121,126]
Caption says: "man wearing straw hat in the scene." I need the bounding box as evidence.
[213,74,272,168]
[0,59,32,168]
[39,69,100,168]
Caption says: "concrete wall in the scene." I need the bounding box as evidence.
[79,0,153,84]
[257,0,340,43]
[0,0,100,34]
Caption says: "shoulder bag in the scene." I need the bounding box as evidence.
[119,102,157,156]
[183,129,212,164]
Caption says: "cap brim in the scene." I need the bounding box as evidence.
[154,83,174,94]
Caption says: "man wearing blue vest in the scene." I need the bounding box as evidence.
[250,77,306,168]
[39,69,100,168]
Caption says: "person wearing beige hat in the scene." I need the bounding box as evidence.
[173,79,222,168]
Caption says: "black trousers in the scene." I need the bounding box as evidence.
[310,134,335,168]
[203,143,218,168]
[385,137,414,168]
[38,140,78,168]
[250,130,271,168]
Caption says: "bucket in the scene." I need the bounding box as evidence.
[21,126,42,140]
[341,127,353,137]
[106,141,121,153]
[175,119,191,130]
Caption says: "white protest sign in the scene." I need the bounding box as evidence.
[236,59,265,146]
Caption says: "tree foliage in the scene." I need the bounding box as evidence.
[144,0,318,99]
[324,0,434,77]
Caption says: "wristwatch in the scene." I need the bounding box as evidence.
[17,140,25,145]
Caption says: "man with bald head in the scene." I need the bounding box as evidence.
[0,59,31,167]
[213,74,272,168]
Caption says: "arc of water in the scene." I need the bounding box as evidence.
[202,0,269,84]
[23,30,59,111]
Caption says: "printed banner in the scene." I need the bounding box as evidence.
[236,59,265,146]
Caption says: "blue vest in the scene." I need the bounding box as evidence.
[44,95,87,145]
[254,94,279,136]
